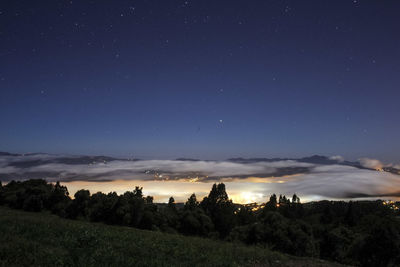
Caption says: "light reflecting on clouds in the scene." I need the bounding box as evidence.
[62,179,273,203]
[2,154,400,203]
[61,166,400,204]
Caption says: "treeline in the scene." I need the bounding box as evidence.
[1,179,400,266]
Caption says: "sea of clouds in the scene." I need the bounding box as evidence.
[1,154,400,201]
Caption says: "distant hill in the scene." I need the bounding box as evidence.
[175,158,201,161]
[227,157,289,163]
[228,154,366,168]
[8,155,125,168]
[0,151,21,156]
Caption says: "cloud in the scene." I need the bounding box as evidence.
[0,153,318,182]
[218,165,400,203]
[329,155,344,162]
[1,154,400,203]
[359,158,383,169]
[58,164,400,203]
[0,166,19,174]
[279,165,400,199]
[10,159,313,181]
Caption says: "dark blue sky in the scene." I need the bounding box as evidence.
[1,0,399,161]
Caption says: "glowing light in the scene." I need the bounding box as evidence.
[233,191,264,204]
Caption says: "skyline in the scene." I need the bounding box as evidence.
[1,1,400,162]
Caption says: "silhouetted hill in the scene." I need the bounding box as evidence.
[0,151,20,156]
[228,155,366,169]
[175,158,201,161]
[227,157,289,163]
[7,155,130,168]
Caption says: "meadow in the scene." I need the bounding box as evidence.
[0,206,339,267]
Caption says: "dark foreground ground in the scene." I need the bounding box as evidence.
[0,207,341,267]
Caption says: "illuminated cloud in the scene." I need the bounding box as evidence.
[1,154,400,203]
[0,155,314,181]
[359,158,383,169]
[329,155,344,162]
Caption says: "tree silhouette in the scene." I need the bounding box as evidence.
[66,189,90,218]
[168,196,176,211]
[133,186,143,198]
[264,194,277,211]
[185,193,199,210]
[292,194,300,204]
[201,183,236,238]
[344,201,356,226]
[145,196,154,204]
[0,181,3,204]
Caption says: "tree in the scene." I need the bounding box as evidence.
[345,201,356,226]
[23,195,43,211]
[0,181,3,204]
[133,186,143,198]
[356,217,400,266]
[264,194,277,211]
[180,208,214,236]
[141,194,159,230]
[75,189,90,203]
[48,181,71,216]
[201,183,236,238]
[145,196,153,204]
[320,226,354,262]
[279,195,290,206]
[185,193,199,210]
[161,196,179,232]
[321,205,334,224]
[67,189,90,218]
[168,196,176,211]
[87,192,119,223]
[292,194,300,204]
[122,190,145,227]
[201,183,230,214]
[236,205,256,225]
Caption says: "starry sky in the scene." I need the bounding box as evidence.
[1,0,399,161]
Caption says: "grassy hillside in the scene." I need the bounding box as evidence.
[0,207,340,267]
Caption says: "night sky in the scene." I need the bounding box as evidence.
[1,1,399,162]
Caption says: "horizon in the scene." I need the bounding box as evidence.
[1,149,399,166]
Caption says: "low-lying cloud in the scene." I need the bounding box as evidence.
[0,158,312,181]
[1,154,400,202]
[359,158,384,169]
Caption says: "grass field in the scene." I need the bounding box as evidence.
[0,206,341,266]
